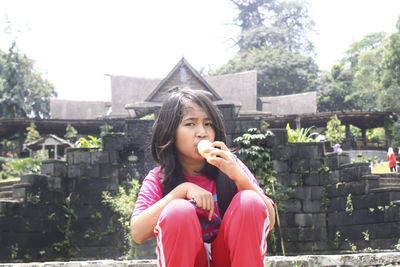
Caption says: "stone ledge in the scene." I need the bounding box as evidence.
[1,252,400,267]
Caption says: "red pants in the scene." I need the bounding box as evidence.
[154,190,271,267]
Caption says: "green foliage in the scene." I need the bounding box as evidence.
[366,128,385,141]
[234,126,288,254]
[214,47,319,97]
[100,123,113,137]
[334,231,341,249]
[25,122,41,143]
[102,177,141,258]
[325,115,345,147]
[395,239,400,251]
[64,124,78,143]
[75,136,101,149]
[0,155,42,180]
[345,193,354,215]
[53,193,78,257]
[0,42,57,118]
[286,123,318,142]
[140,113,155,120]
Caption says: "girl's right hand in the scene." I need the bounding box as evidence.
[171,182,214,221]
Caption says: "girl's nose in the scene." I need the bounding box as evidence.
[196,124,207,138]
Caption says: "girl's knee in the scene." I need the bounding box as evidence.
[235,190,266,213]
[160,199,197,223]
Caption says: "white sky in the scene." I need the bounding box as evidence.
[1,0,400,101]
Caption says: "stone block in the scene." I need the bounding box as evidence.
[100,164,120,178]
[74,151,91,165]
[281,199,301,213]
[327,211,345,227]
[311,186,323,200]
[91,151,110,164]
[109,151,121,163]
[68,165,81,178]
[292,186,311,200]
[304,173,324,186]
[41,160,67,177]
[277,173,300,187]
[279,213,295,227]
[294,213,313,227]
[272,160,289,173]
[309,159,325,172]
[291,159,309,173]
[302,199,322,212]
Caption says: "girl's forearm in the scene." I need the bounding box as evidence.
[130,184,187,243]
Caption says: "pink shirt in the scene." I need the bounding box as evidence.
[132,159,274,242]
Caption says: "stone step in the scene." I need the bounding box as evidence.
[0,191,12,198]
[379,177,400,187]
[0,185,13,192]
[0,252,400,267]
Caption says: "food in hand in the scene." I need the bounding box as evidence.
[197,140,212,158]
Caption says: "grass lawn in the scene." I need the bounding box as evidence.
[372,161,393,174]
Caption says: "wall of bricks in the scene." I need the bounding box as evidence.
[1,103,399,261]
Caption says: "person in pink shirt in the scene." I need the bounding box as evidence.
[130,88,275,267]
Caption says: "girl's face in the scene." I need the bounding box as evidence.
[175,101,215,163]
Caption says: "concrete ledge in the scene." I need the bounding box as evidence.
[1,252,400,267]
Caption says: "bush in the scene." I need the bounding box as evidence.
[0,156,42,180]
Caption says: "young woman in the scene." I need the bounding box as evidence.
[387,147,397,172]
[130,89,275,267]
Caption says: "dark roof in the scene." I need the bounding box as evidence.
[51,99,111,119]
[262,110,398,129]
[145,57,222,102]
[0,118,126,139]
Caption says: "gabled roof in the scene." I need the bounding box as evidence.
[25,134,74,150]
[145,57,222,102]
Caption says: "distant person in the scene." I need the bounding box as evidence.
[333,144,343,153]
[387,147,396,172]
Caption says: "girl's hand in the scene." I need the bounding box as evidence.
[171,182,214,221]
[204,141,242,181]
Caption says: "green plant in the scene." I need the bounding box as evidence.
[64,124,78,143]
[140,113,155,120]
[345,193,354,215]
[53,193,78,257]
[334,231,341,249]
[100,124,114,137]
[75,136,101,148]
[234,125,288,255]
[362,230,370,241]
[0,155,42,180]
[102,177,141,258]
[286,123,318,142]
[345,238,357,252]
[9,244,18,259]
[25,122,41,143]
[325,115,345,146]
[395,239,400,251]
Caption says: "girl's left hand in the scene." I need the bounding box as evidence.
[204,141,241,181]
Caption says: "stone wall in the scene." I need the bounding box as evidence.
[269,129,400,254]
[1,103,400,262]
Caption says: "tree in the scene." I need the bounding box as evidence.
[230,0,276,31]
[214,46,319,96]
[325,115,345,147]
[64,124,78,143]
[317,64,357,112]
[0,42,57,118]
[233,0,315,55]
[25,122,40,143]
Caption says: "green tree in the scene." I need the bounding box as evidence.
[0,42,57,118]
[214,46,318,97]
[25,122,40,143]
[64,124,78,143]
[316,64,356,112]
[325,115,345,146]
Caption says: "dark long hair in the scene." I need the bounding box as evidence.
[151,89,227,195]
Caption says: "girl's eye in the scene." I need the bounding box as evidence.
[184,122,194,126]
[205,122,213,127]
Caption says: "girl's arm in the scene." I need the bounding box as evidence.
[206,141,276,229]
[130,182,214,244]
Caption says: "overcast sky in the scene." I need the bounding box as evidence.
[1,0,400,101]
